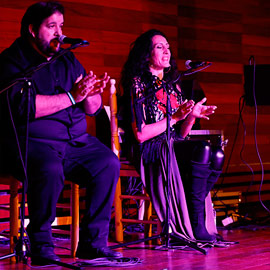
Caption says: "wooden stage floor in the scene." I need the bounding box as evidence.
[0,227,270,270]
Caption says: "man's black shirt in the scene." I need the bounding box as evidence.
[0,37,92,142]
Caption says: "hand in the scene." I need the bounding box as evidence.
[70,71,97,103]
[70,71,110,103]
[191,97,217,120]
[87,72,110,97]
[172,99,195,123]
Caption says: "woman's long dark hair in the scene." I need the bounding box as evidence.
[119,29,179,97]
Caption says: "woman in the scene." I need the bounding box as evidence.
[119,29,224,242]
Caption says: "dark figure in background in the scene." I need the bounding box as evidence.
[0,1,122,265]
[118,29,225,242]
[179,78,206,130]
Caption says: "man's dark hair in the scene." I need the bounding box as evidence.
[20,1,64,39]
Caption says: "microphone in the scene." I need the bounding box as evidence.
[58,35,89,46]
[185,60,211,69]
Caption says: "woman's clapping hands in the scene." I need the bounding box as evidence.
[190,97,217,120]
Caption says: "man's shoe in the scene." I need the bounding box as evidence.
[76,246,123,260]
[31,246,61,266]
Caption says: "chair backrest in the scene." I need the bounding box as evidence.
[108,79,124,242]
[108,79,157,243]
[109,79,121,159]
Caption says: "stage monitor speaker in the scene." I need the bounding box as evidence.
[244,64,270,106]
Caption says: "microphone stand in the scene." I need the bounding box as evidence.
[158,82,206,253]
[110,75,207,255]
[0,43,84,270]
[134,62,212,105]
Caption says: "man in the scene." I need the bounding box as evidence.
[0,1,122,265]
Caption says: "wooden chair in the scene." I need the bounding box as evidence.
[55,181,80,258]
[0,174,20,262]
[108,80,225,243]
[0,174,80,259]
[109,79,161,243]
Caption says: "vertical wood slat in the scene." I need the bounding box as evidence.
[109,79,123,243]
[71,183,79,258]
[0,175,20,263]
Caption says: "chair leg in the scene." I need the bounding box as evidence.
[71,183,79,258]
[10,179,19,263]
[144,199,153,238]
[114,178,123,243]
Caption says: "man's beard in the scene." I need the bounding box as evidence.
[36,37,60,57]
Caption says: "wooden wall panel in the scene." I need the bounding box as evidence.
[0,0,270,215]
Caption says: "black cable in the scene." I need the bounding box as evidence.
[211,94,244,217]
[211,84,257,222]
[219,56,270,226]
[239,95,255,206]
[75,257,142,267]
[6,83,31,251]
[249,57,269,215]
